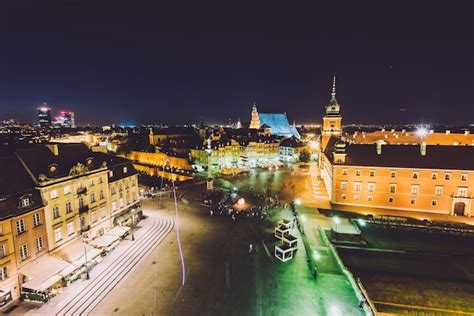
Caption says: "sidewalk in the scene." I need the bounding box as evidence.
[10,213,160,316]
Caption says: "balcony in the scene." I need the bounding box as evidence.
[79,205,89,214]
[77,187,87,195]
[81,225,91,233]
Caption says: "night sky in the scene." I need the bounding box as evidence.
[1,2,473,126]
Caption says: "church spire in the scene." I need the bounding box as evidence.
[331,74,336,100]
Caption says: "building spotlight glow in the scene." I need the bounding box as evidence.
[309,140,318,149]
[333,216,341,225]
[313,250,321,261]
[294,198,302,206]
[416,126,428,137]
[300,215,306,222]
[237,198,245,205]
[357,218,366,227]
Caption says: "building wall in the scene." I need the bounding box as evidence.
[127,151,191,170]
[39,169,109,251]
[108,173,140,226]
[331,164,474,215]
[0,219,19,306]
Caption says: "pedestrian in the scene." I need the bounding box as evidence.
[249,244,253,253]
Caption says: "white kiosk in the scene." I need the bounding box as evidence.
[275,242,294,262]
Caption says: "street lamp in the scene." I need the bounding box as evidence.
[313,250,321,261]
[294,198,302,206]
[82,235,90,280]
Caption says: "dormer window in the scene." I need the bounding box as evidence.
[20,197,30,208]
[123,167,128,173]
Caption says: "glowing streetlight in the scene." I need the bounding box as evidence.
[415,126,428,137]
[333,216,340,233]
[313,250,321,261]
[300,215,306,222]
[294,198,302,206]
[357,218,366,227]
[237,198,245,205]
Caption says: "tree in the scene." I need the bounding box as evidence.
[299,149,310,163]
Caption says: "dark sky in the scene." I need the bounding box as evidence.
[1,1,473,126]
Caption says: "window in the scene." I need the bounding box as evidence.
[50,190,58,199]
[354,194,360,201]
[90,179,95,187]
[390,170,397,178]
[67,222,75,235]
[431,199,437,206]
[16,219,26,235]
[99,190,104,200]
[54,227,62,242]
[66,201,72,213]
[355,170,361,176]
[111,186,116,195]
[99,176,103,184]
[53,206,60,219]
[388,197,394,203]
[341,194,347,200]
[354,182,361,192]
[445,173,451,180]
[78,197,84,209]
[369,170,375,177]
[119,185,123,192]
[20,197,30,208]
[367,195,373,202]
[119,198,124,207]
[458,187,468,197]
[0,225,4,236]
[411,185,419,194]
[341,181,347,190]
[123,166,128,173]
[389,184,397,194]
[410,198,416,205]
[92,212,97,223]
[64,186,71,195]
[0,244,5,258]
[0,266,8,280]
[432,173,438,180]
[91,193,96,203]
[109,170,114,177]
[33,213,41,227]
[112,201,117,212]
[461,174,468,181]
[36,237,44,252]
[368,182,375,192]
[412,171,419,179]
[100,207,106,219]
[19,244,28,261]
[435,186,443,196]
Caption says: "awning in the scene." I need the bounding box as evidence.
[54,240,102,268]
[89,234,120,248]
[20,255,74,292]
[106,226,130,237]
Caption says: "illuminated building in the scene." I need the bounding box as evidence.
[54,111,75,128]
[37,106,52,128]
[249,102,300,138]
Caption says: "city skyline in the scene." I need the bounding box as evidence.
[1,2,473,126]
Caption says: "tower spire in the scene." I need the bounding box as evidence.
[331,74,336,100]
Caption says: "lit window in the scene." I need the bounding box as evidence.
[0,266,8,280]
[20,197,31,208]
[411,185,419,194]
[36,237,44,252]
[33,213,41,227]
[16,219,26,235]
[0,244,6,258]
[67,222,75,236]
[54,228,62,242]
[123,167,128,173]
[109,170,114,177]
[354,194,360,201]
[66,201,72,213]
[368,182,375,192]
[53,206,60,219]
[50,190,58,199]
[64,186,71,195]
[354,182,361,192]
[445,173,451,180]
[458,187,468,197]
[341,181,347,190]
[19,244,28,261]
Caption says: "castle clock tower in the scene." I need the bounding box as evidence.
[321,75,342,150]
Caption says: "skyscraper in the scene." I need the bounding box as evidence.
[37,105,52,127]
[54,111,76,128]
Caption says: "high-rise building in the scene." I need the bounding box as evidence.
[54,111,75,128]
[37,106,52,128]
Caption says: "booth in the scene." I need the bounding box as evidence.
[275,242,294,262]
[275,224,291,240]
[282,234,298,250]
[278,219,293,230]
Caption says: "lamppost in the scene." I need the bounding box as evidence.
[205,137,213,191]
[333,216,341,233]
[82,234,90,280]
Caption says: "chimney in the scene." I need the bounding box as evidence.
[420,141,427,156]
[376,141,383,155]
[46,144,59,156]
